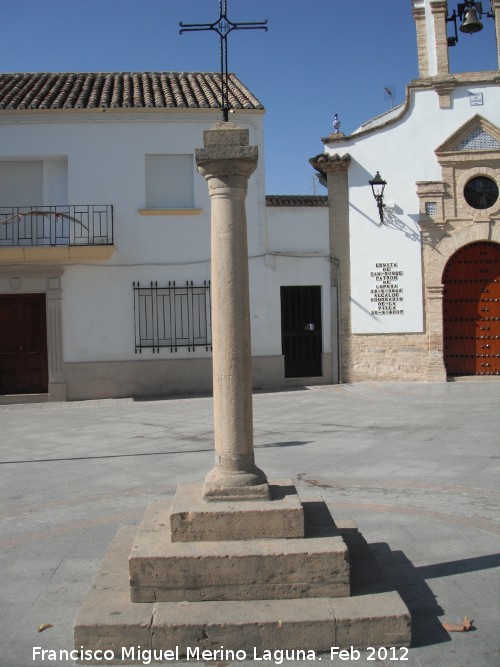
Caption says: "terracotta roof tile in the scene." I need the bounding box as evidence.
[266,195,329,207]
[0,72,264,112]
[195,74,218,109]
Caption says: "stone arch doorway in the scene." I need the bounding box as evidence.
[442,241,500,377]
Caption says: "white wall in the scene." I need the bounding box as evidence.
[249,255,332,357]
[0,111,266,265]
[256,205,331,355]
[266,205,329,254]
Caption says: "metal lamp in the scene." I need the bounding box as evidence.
[369,172,387,224]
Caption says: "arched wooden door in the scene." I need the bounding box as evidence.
[443,242,500,376]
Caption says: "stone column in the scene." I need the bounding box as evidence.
[425,284,447,381]
[196,123,270,502]
[310,151,351,383]
[494,0,500,70]
[430,0,450,77]
[412,1,430,78]
[46,276,67,401]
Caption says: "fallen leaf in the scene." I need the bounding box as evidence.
[37,623,54,633]
[442,615,473,632]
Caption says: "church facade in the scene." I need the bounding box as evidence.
[311,0,500,382]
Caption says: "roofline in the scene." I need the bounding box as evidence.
[0,70,243,76]
[321,71,500,145]
[0,107,265,117]
[0,71,265,114]
[266,195,328,207]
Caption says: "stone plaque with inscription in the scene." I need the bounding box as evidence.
[370,263,404,316]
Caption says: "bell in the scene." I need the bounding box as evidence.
[460,6,483,33]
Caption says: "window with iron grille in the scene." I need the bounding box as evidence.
[133,281,211,353]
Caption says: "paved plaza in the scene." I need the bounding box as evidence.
[0,381,499,667]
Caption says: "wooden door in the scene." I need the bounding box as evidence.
[281,286,322,378]
[0,294,48,393]
[443,242,500,376]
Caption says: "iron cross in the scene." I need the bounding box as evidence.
[180,0,268,121]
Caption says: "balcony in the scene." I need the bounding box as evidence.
[0,204,114,263]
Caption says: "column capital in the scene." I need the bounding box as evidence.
[309,152,351,176]
[426,284,445,298]
[196,124,258,184]
[196,156,258,187]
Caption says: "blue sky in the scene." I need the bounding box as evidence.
[2,1,498,194]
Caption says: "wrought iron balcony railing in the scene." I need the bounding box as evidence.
[0,205,113,247]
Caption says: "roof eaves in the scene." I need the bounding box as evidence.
[0,71,265,113]
[266,195,329,207]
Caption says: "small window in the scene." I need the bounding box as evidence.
[0,161,43,207]
[145,154,194,209]
[463,176,499,210]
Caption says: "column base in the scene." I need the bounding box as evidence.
[48,380,67,402]
[202,466,271,501]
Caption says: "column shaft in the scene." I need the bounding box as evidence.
[211,181,253,470]
[196,124,270,501]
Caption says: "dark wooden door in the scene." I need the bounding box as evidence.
[443,242,500,376]
[281,286,322,378]
[0,294,48,394]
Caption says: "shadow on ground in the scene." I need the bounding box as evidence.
[368,545,499,647]
[301,499,493,648]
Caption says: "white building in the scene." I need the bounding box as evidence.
[0,72,331,401]
[311,0,500,381]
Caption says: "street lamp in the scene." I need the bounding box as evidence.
[369,171,387,224]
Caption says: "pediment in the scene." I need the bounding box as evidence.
[435,115,500,155]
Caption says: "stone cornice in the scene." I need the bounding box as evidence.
[309,152,351,174]
[412,2,425,16]
[411,71,500,88]
[319,131,349,145]
[430,0,447,12]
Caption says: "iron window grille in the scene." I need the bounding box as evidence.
[133,281,212,353]
[0,205,113,247]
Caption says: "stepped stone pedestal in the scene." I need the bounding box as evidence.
[74,486,411,663]
[129,481,350,604]
[73,124,411,662]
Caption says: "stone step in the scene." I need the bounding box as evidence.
[74,525,411,664]
[169,479,305,542]
[0,393,49,405]
[129,497,349,602]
